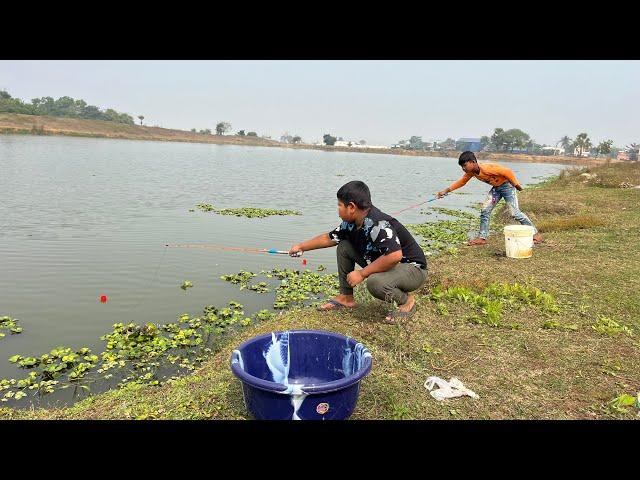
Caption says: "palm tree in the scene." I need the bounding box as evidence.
[573,133,591,157]
[557,135,572,155]
[138,115,144,126]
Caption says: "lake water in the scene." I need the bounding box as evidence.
[0,135,564,407]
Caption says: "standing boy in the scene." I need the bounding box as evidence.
[289,181,427,323]
[436,151,542,245]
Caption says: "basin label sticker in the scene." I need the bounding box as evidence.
[316,402,330,415]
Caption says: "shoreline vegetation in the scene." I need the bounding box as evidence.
[0,161,638,420]
[0,113,615,167]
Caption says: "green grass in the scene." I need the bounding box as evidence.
[1,162,639,420]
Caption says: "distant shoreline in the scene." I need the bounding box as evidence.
[1,113,614,167]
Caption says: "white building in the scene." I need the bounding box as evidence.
[333,140,387,149]
[542,146,564,155]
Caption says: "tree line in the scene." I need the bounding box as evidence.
[0,90,136,125]
[189,122,258,137]
[393,128,636,158]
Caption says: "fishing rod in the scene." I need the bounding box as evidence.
[165,243,303,256]
[167,195,448,256]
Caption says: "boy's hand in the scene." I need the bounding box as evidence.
[515,184,523,191]
[436,189,448,199]
[289,244,304,257]
[347,270,365,288]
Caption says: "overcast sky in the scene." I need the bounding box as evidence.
[1,60,638,146]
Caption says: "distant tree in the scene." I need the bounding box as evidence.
[408,136,424,150]
[190,128,197,133]
[247,131,258,136]
[490,128,506,151]
[338,137,344,141]
[505,129,530,151]
[480,136,490,150]
[216,122,232,135]
[292,135,302,144]
[438,137,456,150]
[138,115,144,126]
[237,130,245,136]
[558,135,572,155]
[596,139,613,158]
[323,134,337,146]
[359,139,366,145]
[280,132,293,143]
[0,90,11,99]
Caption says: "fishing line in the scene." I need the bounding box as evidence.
[389,194,446,216]
[129,243,169,313]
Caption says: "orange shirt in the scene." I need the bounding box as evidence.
[448,163,521,191]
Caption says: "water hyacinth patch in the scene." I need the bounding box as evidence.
[0,300,271,405]
[180,281,193,290]
[0,316,22,338]
[407,210,476,255]
[428,207,477,221]
[195,203,301,218]
[219,270,269,293]
[221,268,340,309]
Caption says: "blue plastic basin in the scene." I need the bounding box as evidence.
[230,329,372,420]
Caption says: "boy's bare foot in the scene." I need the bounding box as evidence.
[317,295,356,311]
[533,233,543,244]
[384,295,416,323]
[468,238,487,246]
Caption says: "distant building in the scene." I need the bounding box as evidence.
[617,151,630,161]
[456,137,482,152]
[331,140,388,149]
[542,146,564,156]
[573,147,590,157]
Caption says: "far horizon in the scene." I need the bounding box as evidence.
[1,60,638,147]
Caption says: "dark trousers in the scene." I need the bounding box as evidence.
[337,240,427,305]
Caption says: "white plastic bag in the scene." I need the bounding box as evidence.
[424,376,479,401]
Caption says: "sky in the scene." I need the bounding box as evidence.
[1,60,638,147]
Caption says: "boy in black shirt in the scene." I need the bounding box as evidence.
[289,181,427,323]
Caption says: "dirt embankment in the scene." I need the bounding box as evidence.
[0,113,282,147]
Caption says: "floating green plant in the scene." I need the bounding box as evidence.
[407,208,476,255]
[196,203,301,218]
[222,268,340,309]
[0,316,22,338]
[429,207,477,221]
[0,299,272,405]
[180,281,193,290]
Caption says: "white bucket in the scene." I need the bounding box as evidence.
[503,225,535,259]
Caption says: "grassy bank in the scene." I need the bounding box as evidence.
[1,161,638,420]
[1,113,613,167]
[0,113,282,147]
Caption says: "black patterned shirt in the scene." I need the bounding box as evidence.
[328,205,427,269]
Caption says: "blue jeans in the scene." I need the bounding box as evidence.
[479,183,537,239]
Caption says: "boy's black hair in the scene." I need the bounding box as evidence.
[458,151,477,166]
[337,181,372,210]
